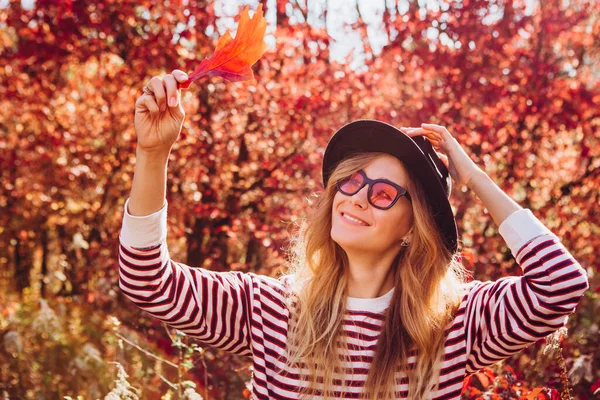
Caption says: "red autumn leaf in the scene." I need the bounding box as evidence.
[460,375,472,394]
[525,387,545,400]
[591,378,600,395]
[181,4,269,88]
[472,368,495,389]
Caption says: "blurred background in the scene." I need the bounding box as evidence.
[0,0,599,398]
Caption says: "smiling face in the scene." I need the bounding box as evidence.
[331,154,415,256]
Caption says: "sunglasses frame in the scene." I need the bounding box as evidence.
[336,169,412,210]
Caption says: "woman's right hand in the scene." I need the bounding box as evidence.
[134,69,189,156]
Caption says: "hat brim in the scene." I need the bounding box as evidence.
[322,120,458,253]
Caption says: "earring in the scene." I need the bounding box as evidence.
[401,237,410,247]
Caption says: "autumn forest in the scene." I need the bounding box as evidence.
[0,0,599,399]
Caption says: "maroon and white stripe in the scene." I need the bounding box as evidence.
[119,204,589,399]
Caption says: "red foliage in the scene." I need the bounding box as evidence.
[1,0,598,398]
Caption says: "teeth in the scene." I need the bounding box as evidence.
[343,213,367,226]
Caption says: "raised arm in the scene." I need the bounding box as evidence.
[462,207,589,373]
[128,69,188,216]
[118,71,281,357]
[402,124,589,373]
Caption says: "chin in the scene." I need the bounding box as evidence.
[331,224,367,247]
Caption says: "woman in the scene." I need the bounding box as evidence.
[119,70,589,399]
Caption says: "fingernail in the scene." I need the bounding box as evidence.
[169,97,177,107]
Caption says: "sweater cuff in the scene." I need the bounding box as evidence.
[119,197,168,249]
[498,208,558,256]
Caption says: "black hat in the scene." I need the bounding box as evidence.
[322,119,458,254]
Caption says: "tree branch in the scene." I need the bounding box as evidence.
[115,332,179,369]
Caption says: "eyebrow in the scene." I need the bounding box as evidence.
[362,170,406,187]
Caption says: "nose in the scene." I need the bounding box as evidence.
[350,184,369,208]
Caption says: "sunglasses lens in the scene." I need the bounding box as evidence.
[371,182,398,208]
[339,171,364,194]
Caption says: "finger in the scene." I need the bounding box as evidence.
[164,74,179,108]
[420,128,442,138]
[421,123,445,129]
[423,134,441,145]
[421,123,450,136]
[172,69,189,84]
[149,76,167,112]
[402,127,433,136]
[437,153,449,168]
[142,94,159,114]
[401,129,422,136]
[404,128,441,140]
[135,94,150,112]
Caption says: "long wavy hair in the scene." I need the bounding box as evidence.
[281,152,468,399]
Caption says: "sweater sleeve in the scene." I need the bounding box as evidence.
[463,208,589,374]
[117,197,281,357]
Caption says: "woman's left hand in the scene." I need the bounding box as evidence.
[400,123,482,188]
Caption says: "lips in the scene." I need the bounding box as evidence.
[341,211,370,226]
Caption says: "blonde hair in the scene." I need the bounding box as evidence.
[281,152,467,399]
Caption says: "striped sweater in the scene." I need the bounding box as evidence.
[118,198,589,399]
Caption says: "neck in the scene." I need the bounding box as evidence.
[345,249,399,298]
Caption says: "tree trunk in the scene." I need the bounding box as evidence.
[56,224,77,296]
[40,227,49,298]
[186,215,232,272]
[14,237,32,294]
